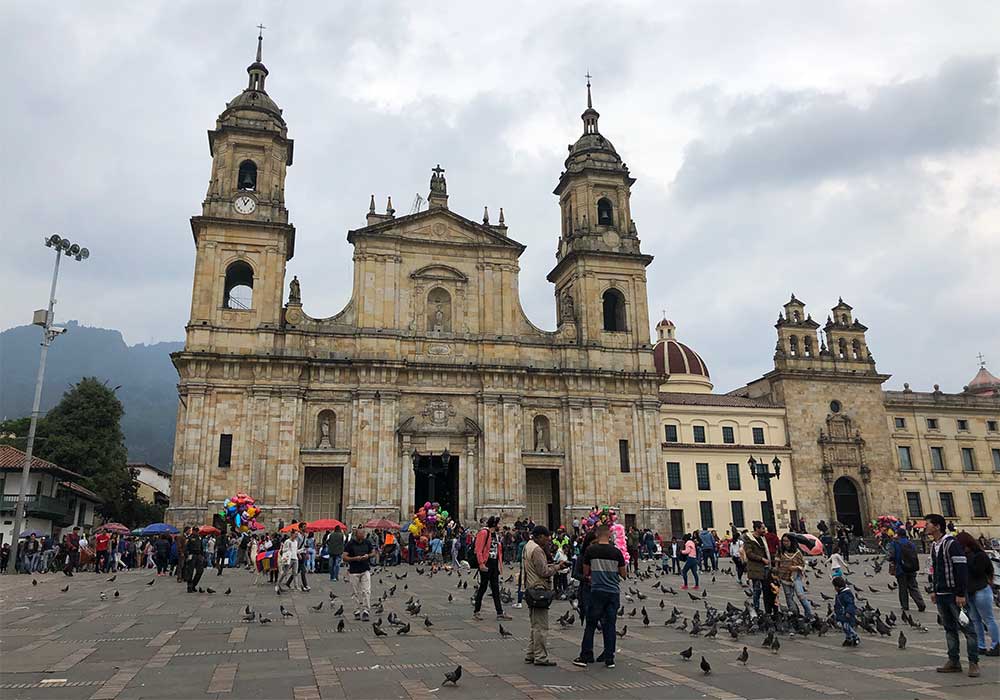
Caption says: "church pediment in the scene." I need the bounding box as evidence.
[410,264,468,283]
[348,208,525,253]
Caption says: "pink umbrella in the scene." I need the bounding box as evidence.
[792,532,824,556]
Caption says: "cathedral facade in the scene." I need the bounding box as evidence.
[168,36,999,538]
[167,37,671,532]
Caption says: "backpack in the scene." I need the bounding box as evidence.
[467,529,484,569]
[898,541,919,574]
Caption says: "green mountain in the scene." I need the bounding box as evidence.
[0,321,182,471]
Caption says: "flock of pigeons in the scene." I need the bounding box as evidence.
[35,552,926,687]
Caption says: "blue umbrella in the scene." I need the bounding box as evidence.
[19,529,45,538]
[141,523,179,536]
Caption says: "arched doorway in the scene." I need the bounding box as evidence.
[833,477,863,536]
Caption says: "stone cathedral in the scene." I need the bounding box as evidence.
[167,35,669,531]
[168,36,1000,537]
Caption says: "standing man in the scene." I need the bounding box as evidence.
[343,527,374,622]
[522,525,569,666]
[573,524,627,669]
[215,531,227,575]
[327,526,345,581]
[887,526,925,612]
[925,514,978,677]
[94,530,111,573]
[176,527,190,582]
[62,526,81,576]
[698,528,718,572]
[185,526,205,593]
[472,516,512,622]
[744,521,774,614]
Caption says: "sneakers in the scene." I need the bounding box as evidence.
[523,657,535,664]
[497,613,512,621]
[513,603,523,609]
[605,660,616,669]
[692,586,700,590]
[472,612,484,621]
[353,610,362,620]
[534,660,556,667]
[572,657,592,667]
[985,644,1000,657]
[936,660,962,673]
[302,586,311,592]
[841,639,853,647]
[680,585,688,590]
[968,663,980,678]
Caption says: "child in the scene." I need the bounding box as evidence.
[828,544,847,580]
[833,576,859,647]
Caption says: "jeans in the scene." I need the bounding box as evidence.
[967,586,1000,650]
[474,559,503,614]
[681,558,699,587]
[841,621,859,641]
[306,551,316,573]
[329,555,342,580]
[781,575,813,618]
[580,589,619,662]
[936,595,979,664]
[895,572,925,611]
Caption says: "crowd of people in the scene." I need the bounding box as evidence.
[4,509,997,682]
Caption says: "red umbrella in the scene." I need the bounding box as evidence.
[791,532,824,556]
[198,525,221,536]
[95,522,131,535]
[363,518,400,530]
[307,518,348,532]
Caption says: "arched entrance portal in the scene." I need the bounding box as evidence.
[833,477,864,536]
[413,452,459,520]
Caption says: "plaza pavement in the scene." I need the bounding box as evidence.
[1,554,997,700]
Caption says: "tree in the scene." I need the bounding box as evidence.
[32,378,139,523]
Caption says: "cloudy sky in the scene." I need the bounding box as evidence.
[3,1,999,393]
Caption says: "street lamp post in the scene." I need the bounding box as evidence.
[9,235,89,547]
[748,455,782,533]
[411,448,450,506]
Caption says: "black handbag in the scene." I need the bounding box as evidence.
[524,586,557,609]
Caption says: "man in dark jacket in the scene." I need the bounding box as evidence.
[743,521,774,614]
[886,527,925,612]
[925,514,978,677]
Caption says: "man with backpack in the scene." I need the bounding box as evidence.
[472,516,512,621]
[887,526,925,612]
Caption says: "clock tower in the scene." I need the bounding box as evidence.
[186,29,294,337]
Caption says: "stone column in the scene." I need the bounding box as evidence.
[399,435,412,523]
[464,434,477,525]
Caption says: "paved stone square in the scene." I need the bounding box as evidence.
[1,556,996,699]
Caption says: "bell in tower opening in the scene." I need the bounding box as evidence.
[238,160,257,191]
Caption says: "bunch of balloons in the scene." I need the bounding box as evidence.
[408,501,450,536]
[221,492,261,533]
[580,505,629,564]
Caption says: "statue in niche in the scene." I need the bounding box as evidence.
[560,292,575,324]
[317,413,334,449]
[288,276,301,304]
[426,287,452,333]
[434,304,445,332]
[533,415,550,452]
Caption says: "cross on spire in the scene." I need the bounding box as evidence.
[585,70,593,109]
[255,24,266,62]
[978,352,986,368]
[432,164,445,176]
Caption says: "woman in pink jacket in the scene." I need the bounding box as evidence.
[680,533,700,589]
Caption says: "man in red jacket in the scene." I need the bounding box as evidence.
[94,531,111,573]
[472,516,512,621]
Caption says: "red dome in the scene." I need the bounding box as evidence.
[654,339,710,378]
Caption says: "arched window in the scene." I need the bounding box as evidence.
[789,336,799,356]
[317,409,336,449]
[532,415,551,452]
[602,289,627,332]
[597,198,613,226]
[792,310,800,322]
[803,336,814,357]
[223,260,254,309]
[851,339,862,360]
[837,337,847,359]
[841,313,848,324]
[238,160,257,191]
[427,287,452,332]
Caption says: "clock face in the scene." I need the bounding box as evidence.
[233,195,257,215]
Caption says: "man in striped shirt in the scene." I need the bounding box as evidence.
[573,524,627,669]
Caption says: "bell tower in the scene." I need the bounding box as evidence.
[187,28,295,336]
[547,76,653,350]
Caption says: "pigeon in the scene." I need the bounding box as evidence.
[243,611,257,622]
[333,605,344,616]
[224,587,231,595]
[245,604,252,615]
[106,575,116,582]
[32,579,37,586]
[100,591,107,600]
[700,656,712,675]
[424,616,433,628]
[336,619,345,633]
[114,590,119,598]
[206,587,216,594]
[447,593,453,603]
[898,630,907,649]
[499,624,513,638]
[737,647,749,665]
[259,616,272,624]
[373,624,388,637]
[443,665,462,686]
[198,587,205,593]
[147,579,155,586]
[642,612,650,627]
[875,618,892,636]
[820,592,832,601]
[311,602,324,611]
[659,599,665,609]
[679,646,693,661]
[762,631,774,648]
[770,637,780,654]
[396,622,411,635]
[617,625,628,638]
[280,605,294,618]
[329,591,337,600]
[60,584,69,593]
